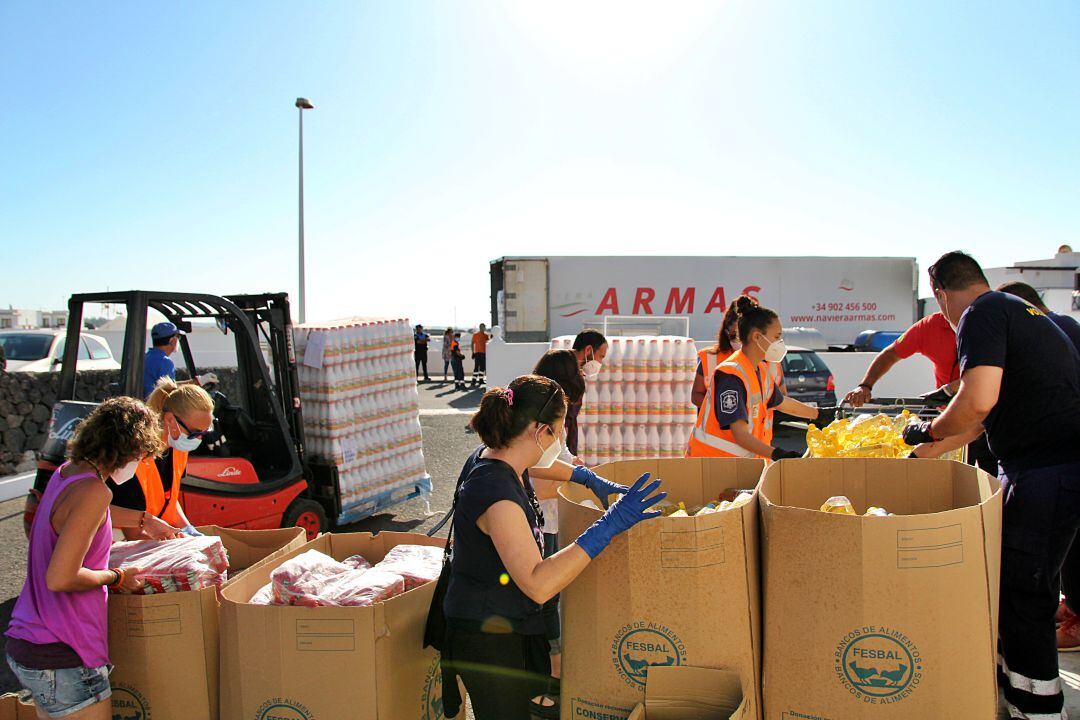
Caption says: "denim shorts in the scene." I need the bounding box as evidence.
[6,655,111,718]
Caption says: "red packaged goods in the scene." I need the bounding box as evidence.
[270,550,353,606]
[269,549,406,607]
[371,543,443,591]
[302,568,405,607]
[341,554,372,571]
[109,536,229,595]
[249,582,273,605]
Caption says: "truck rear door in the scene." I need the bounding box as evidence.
[501,258,549,342]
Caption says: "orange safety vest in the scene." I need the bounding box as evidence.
[697,348,733,390]
[686,350,776,458]
[762,362,784,446]
[134,449,189,527]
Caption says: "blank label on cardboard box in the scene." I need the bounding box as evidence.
[126,604,182,637]
[295,619,356,652]
[896,524,964,569]
[660,527,724,569]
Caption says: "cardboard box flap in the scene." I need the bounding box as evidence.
[627,665,747,720]
[196,525,305,572]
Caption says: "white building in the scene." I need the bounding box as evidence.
[983,245,1079,319]
[0,307,69,330]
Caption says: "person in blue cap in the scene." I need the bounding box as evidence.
[143,322,216,398]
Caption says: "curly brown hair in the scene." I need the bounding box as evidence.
[68,397,166,475]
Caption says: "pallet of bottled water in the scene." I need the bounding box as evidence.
[550,335,698,464]
[294,318,431,524]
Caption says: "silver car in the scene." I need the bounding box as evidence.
[0,330,121,372]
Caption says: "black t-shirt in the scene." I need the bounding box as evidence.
[106,451,175,515]
[444,446,546,635]
[956,291,1080,473]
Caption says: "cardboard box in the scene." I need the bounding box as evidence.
[559,458,766,720]
[0,694,37,720]
[218,531,446,720]
[626,666,750,720]
[109,525,306,720]
[759,458,1002,719]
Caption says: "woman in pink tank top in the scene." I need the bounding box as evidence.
[5,397,165,719]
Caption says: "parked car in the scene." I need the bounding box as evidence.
[779,346,837,424]
[782,327,829,351]
[853,330,903,353]
[0,330,121,372]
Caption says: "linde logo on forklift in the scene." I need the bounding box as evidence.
[218,466,243,478]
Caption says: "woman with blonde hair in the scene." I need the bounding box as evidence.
[7,397,161,719]
[107,377,214,538]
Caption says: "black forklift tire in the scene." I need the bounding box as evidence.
[282,498,329,540]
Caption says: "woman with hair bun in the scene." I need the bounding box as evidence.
[439,374,666,720]
[687,298,819,460]
[691,295,755,409]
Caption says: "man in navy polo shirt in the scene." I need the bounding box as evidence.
[904,252,1080,719]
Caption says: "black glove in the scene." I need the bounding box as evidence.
[907,449,920,459]
[771,447,802,461]
[902,421,935,446]
[919,386,953,406]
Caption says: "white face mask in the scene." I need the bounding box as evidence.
[169,433,203,453]
[582,359,602,381]
[757,335,788,363]
[110,459,140,485]
[534,427,563,468]
[730,339,742,351]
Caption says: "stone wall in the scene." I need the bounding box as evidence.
[0,368,240,476]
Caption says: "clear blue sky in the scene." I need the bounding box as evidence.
[2,1,1077,327]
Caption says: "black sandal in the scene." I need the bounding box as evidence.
[530,693,560,720]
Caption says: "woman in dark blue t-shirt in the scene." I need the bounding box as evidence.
[441,374,665,720]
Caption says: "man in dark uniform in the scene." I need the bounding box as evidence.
[414,324,431,382]
[904,251,1080,719]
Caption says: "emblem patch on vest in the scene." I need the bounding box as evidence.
[720,390,739,414]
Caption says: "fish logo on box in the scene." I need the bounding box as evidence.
[254,698,315,720]
[612,622,687,689]
[835,627,923,704]
[421,657,446,720]
[111,686,149,720]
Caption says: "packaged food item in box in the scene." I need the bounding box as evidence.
[270,549,408,607]
[864,506,892,517]
[109,535,229,594]
[819,496,856,515]
[341,554,373,571]
[250,582,274,605]
[305,568,406,607]
[806,411,916,459]
[371,544,442,591]
[271,550,354,605]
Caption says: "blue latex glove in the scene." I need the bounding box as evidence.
[180,525,204,537]
[570,465,628,502]
[576,473,667,559]
[902,421,935,446]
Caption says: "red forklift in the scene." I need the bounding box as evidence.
[25,290,367,540]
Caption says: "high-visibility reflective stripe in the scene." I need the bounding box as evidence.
[1004,701,1066,720]
[691,428,754,457]
[998,655,1064,697]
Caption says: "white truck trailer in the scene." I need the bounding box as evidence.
[490,255,918,345]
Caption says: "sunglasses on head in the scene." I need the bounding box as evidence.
[175,415,211,440]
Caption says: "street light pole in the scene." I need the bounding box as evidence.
[296,97,314,324]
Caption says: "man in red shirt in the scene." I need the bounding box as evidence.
[843,312,996,473]
[843,312,960,405]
